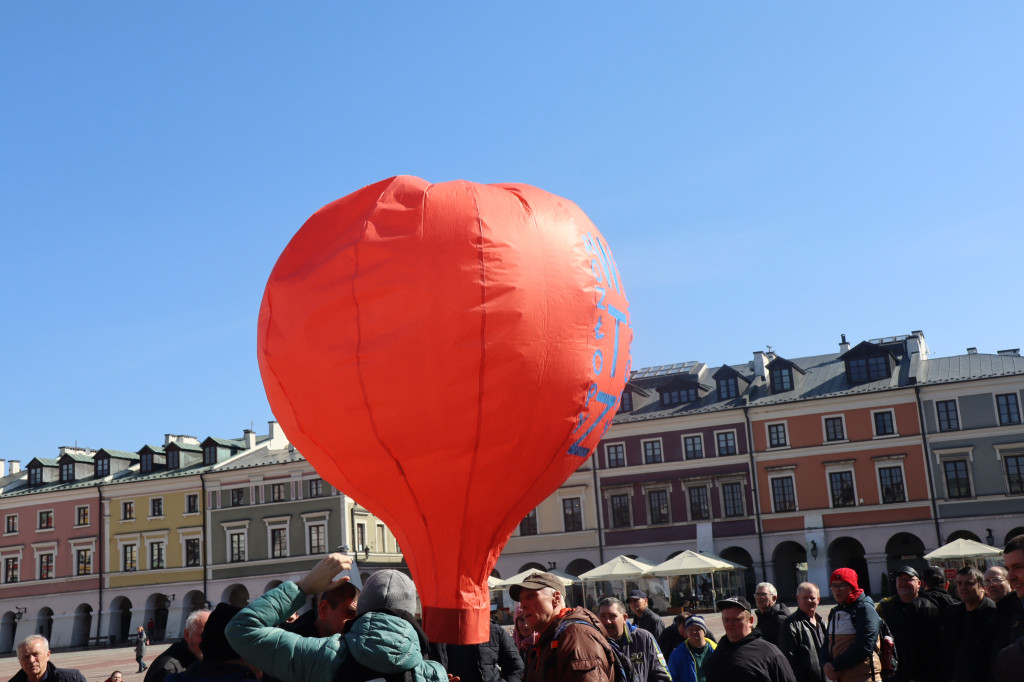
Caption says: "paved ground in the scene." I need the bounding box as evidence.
[0,606,834,681]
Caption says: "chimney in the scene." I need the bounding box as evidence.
[967,347,978,355]
[244,429,257,449]
[9,461,20,474]
[753,351,769,380]
[0,459,5,476]
[839,334,850,353]
[906,331,928,359]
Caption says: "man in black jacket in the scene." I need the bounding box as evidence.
[754,582,790,646]
[9,636,85,682]
[778,582,825,682]
[628,590,665,640]
[705,597,796,682]
[942,566,995,682]
[876,566,941,682]
[430,621,524,682]
[144,609,210,682]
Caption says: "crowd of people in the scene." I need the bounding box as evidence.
[8,535,1024,682]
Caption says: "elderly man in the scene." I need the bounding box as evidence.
[597,597,669,682]
[704,597,796,682]
[779,582,826,682]
[941,566,995,682]
[165,604,263,682]
[512,572,614,682]
[876,565,940,682]
[145,609,211,682]
[628,590,665,640]
[754,583,791,646]
[9,635,85,682]
[666,615,717,682]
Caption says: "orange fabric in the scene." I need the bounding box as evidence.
[258,176,631,644]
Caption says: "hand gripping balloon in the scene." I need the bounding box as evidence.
[258,176,631,643]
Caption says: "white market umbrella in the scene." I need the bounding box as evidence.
[577,555,655,607]
[646,550,745,611]
[923,538,1002,560]
[495,568,580,589]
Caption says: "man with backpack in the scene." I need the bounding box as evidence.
[510,572,615,682]
[823,569,882,682]
[597,597,669,682]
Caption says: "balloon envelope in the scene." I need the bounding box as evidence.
[258,176,631,642]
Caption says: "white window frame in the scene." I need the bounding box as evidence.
[642,485,672,525]
[74,505,90,527]
[935,398,961,432]
[121,500,135,521]
[934,447,976,499]
[221,520,251,563]
[302,511,330,555]
[824,461,858,508]
[145,532,169,570]
[871,409,899,438]
[4,513,17,536]
[873,455,908,504]
[766,421,789,449]
[149,497,165,520]
[717,478,747,518]
[117,537,140,572]
[557,489,586,532]
[821,414,848,443]
[184,493,200,516]
[178,529,203,567]
[685,484,711,522]
[1,547,23,584]
[768,471,799,513]
[271,482,287,502]
[604,441,627,468]
[714,429,738,457]
[264,516,291,559]
[641,438,664,464]
[995,393,1023,426]
[682,434,705,460]
[37,509,55,532]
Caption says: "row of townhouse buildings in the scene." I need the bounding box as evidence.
[497,331,1024,608]
[2,330,1022,652]
[0,423,403,652]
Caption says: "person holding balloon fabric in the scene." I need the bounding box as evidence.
[225,553,446,682]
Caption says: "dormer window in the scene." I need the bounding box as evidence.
[204,445,216,466]
[96,458,110,477]
[662,388,697,406]
[771,367,793,392]
[718,377,738,399]
[848,355,890,383]
[619,391,633,412]
[29,467,42,486]
[61,462,75,482]
[141,453,153,473]
[167,451,179,470]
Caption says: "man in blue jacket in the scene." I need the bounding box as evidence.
[597,597,670,682]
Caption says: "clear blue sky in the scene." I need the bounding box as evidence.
[3,3,1023,462]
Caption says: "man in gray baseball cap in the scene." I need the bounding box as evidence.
[509,571,613,682]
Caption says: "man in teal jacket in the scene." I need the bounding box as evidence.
[226,553,446,682]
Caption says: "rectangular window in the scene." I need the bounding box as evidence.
[848,358,868,383]
[39,553,54,580]
[718,377,738,399]
[150,542,165,569]
[771,368,793,392]
[662,388,697,406]
[606,444,625,468]
[716,431,737,456]
[204,445,216,466]
[29,468,42,486]
[829,471,856,507]
[944,460,972,498]
[271,483,286,502]
[688,487,710,521]
[76,549,92,576]
[868,355,888,379]
[308,524,327,555]
[874,411,896,436]
[825,417,845,442]
[167,451,179,470]
[684,435,703,460]
[649,490,670,524]
[96,458,109,477]
[562,497,583,532]
[185,538,201,567]
[122,501,135,520]
[38,511,53,529]
[768,423,788,448]
[610,494,631,528]
[771,477,797,512]
[60,461,74,482]
[1006,455,1024,495]
[5,515,17,534]
[519,509,538,536]
[76,506,89,526]
[141,452,153,473]
[356,524,366,550]
[997,394,1022,426]
[879,466,906,504]
[231,489,245,507]
[271,528,288,558]
[123,544,137,572]
[376,525,385,552]
[723,482,744,517]
[229,532,246,562]
[309,479,324,498]
[4,557,18,583]
[151,498,163,517]
[937,400,960,431]
[619,391,633,412]
[186,494,199,514]
[643,440,663,464]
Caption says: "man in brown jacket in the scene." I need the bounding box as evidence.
[510,571,614,682]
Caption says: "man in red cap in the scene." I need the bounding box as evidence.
[822,568,881,682]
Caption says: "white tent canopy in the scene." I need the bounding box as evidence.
[923,538,1002,560]
[647,550,746,577]
[578,555,654,581]
[494,568,580,588]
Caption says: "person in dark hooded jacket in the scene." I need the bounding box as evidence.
[430,621,523,682]
[704,597,795,682]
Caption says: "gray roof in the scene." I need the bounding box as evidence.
[916,353,1024,384]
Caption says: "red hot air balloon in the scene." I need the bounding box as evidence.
[258,176,631,643]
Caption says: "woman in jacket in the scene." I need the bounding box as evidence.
[822,569,881,682]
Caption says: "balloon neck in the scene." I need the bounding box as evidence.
[422,604,491,645]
